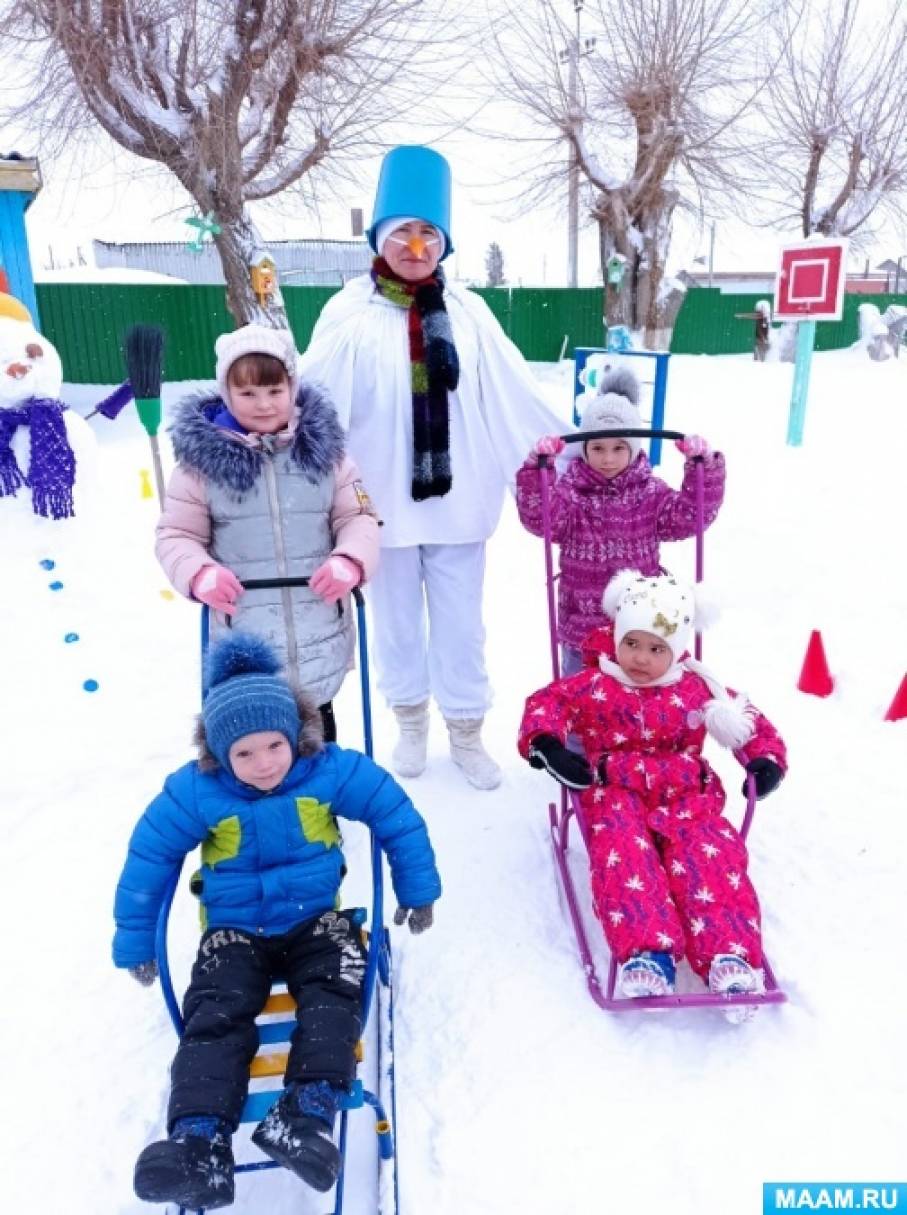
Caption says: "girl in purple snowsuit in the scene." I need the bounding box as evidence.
[515,368,726,675]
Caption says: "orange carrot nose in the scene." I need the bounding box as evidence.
[406,236,427,257]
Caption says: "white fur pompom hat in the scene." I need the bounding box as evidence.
[602,569,755,749]
[215,323,299,401]
[603,570,695,660]
[580,366,644,462]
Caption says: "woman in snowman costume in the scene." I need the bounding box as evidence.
[299,146,568,789]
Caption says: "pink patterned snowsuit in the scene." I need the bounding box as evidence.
[518,666,787,978]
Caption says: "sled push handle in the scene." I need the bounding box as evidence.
[548,427,687,445]
[239,575,310,590]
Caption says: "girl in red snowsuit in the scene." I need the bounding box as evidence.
[519,571,786,998]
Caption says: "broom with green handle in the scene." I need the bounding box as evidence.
[124,325,166,504]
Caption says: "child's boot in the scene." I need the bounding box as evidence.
[251,1079,342,1192]
[618,950,676,998]
[708,953,765,1023]
[133,1115,234,1209]
[391,700,430,777]
[445,716,502,790]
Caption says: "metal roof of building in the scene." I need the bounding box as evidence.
[93,237,372,286]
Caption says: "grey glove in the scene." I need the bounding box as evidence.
[128,960,159,987]
[393,904,434,935]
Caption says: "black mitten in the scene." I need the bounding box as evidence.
[527,734,593,789]
[742,757,783,800]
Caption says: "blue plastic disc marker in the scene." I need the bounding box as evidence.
[82,679,99,693]
[64,633,80,644]
[39,558,56,570]
[49,580,64,591]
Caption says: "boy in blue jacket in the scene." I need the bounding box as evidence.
[113,634,441,1210]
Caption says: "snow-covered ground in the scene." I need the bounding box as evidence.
[34,265,188,284]
[3,347,905,1215]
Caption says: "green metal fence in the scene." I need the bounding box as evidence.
[473,287,606,361]
[670,287,907,355]
[35,283,608,383]
[35,283,341,384]
[33,281,907,383]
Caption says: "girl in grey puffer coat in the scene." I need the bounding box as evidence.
[156,325,380,734]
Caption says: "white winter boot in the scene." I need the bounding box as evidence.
[445,718,502,791]
[708,953,765,1024]
[391,701,430,778]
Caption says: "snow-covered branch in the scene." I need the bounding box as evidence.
[0,0,463,323]
[482,0,774,338]
[762,0,907,238]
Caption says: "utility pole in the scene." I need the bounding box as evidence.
[708,220,716,289]
[559,1,595,287]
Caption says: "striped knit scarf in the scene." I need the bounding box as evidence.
[371,257,459,500]
[0,398,76,519]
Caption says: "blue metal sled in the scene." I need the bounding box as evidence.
[153,585,400,1213]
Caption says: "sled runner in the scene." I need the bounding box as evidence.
[154,581,400,1213]
[536,432,787,1017]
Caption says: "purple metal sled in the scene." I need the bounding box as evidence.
[536,429,787,1015]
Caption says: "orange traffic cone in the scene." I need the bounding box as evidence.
[883,674,907,722]
[797,630,834,697]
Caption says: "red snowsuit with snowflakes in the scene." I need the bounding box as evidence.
[518,665,786,979]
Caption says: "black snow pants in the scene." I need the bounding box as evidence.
[167,908,367,1131]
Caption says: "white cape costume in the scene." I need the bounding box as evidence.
[298,274,570,548]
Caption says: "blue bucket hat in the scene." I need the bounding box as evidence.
[367,145,453,259]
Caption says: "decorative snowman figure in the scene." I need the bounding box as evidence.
[0,296,102,696]
[0,302,98,560]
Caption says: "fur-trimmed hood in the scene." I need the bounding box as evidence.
[169,382,346,496]
[194,686,325,774]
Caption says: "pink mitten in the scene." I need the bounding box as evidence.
[310,556,362,603]
[527,434,566,465]
[675,435,712,458]
[190,563,243,615]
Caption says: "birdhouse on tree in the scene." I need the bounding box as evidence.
[606,253,627,289]
[0,153,42,325]
[250,252,281,308]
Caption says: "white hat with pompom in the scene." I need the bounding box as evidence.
[603,569,754,749]
[580,366,644,461]
[603,570,696,660]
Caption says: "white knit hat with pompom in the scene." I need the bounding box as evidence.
[603,570,695,659]
[603,569,755,749]
[580,366,644,462]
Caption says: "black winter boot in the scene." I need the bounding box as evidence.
[251,1082,342,1192]
[134,1118,235,1209]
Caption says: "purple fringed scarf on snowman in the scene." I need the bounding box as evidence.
[0,397,76,519]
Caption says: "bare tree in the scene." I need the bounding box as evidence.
[483,0,778,347]
[1,0,454,325]
[761,0,907,240]
[485,241,506,286]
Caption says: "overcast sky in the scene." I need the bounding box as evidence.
[8,0,906,287]
[23,130,897,288]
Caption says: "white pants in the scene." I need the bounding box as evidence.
[366,542,492,719]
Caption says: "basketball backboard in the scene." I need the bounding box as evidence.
[774,238,848,321]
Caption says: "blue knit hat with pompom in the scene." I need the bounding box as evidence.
[203,634,301,772]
